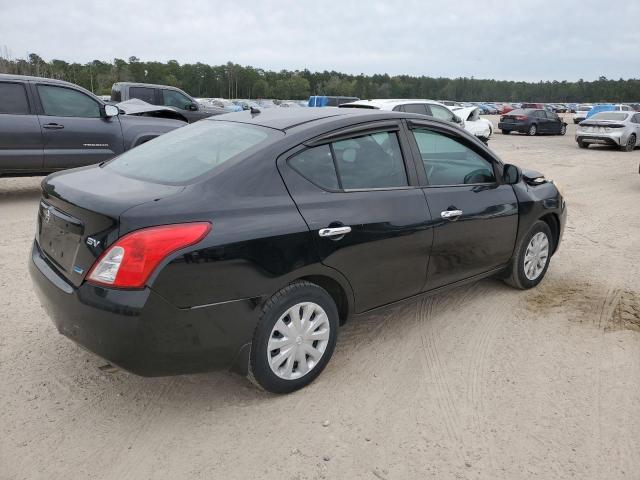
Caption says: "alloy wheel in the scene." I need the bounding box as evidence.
[524,232,549,280]
[267,302,331,380]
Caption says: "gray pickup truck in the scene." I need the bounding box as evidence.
[111,82,226,123]
[0,74,186,177]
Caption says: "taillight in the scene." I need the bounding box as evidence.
[87,222,211,289]
[515,115,528,121]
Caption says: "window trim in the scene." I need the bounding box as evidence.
[285,123,419,192]
[404,120,502,188]
[34,83,102,118]
[0,81,32,115]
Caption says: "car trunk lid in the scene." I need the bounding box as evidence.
[38,165,183,287]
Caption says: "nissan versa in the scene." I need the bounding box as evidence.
[30,108,566,393]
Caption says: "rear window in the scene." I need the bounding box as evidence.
[0,82,30,114]
[106,120,279,184]
[129,86,156,104]
[590,112,629,121]
[506,109,527,116]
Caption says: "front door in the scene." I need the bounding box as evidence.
[408,125,518,290]
[34,83,125,170]
[0,81,43,172]
[279,124,433,312]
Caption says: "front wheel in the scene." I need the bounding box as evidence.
[577,139,589,149]
[559,124,567,136]
[501,129,511,135]
[249,281,339,393]
[527,124,537,136]
[621,134,636,152]
[503,221,553,290]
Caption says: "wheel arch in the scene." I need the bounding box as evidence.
[539,212,560,255]
[298,274,351,324]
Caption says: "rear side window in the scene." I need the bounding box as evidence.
[37,85,100,117]
[129,86,156,104]
[402,104,429,116]
[288,131,408,190]
[111,84,121,102]
[412,129,496,186]
[289,145,339,190]
[0,82,30,114]
[106,120,277,184]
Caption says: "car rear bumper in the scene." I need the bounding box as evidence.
[575,134,622,146]
[29,241,258,376]
[498,122,527,133]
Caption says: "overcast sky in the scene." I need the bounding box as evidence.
[1,0,638,82]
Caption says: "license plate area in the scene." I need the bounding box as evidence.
[38,202,84,273]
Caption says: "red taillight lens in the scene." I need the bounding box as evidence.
[515,115,528,121]
[87,222,211,289]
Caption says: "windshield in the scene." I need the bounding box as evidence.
[106,120,279,184]
[589,112,629,121]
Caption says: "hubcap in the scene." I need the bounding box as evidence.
[524,232,549,281]
[267,302,330,380]
[629,136,636,147]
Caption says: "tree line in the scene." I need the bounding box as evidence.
[1,53,639,103]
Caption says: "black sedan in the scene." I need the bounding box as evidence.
[30,107,566,393]
[499,108,568,136]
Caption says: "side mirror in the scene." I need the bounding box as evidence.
[503,164,521,185]
[104,104,119,117]
[453,115,462,124]
[187,103,198,111]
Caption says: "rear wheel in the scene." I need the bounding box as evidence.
[527,124,537,136]
[559,124,567,136]
[577,139,589,149]
[621,134,636,152]
[249,281,339,393]
[501,129,511,135]
[504,221,553,290]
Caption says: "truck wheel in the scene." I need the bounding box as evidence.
[503,221,553,290]
[248,281,339,394]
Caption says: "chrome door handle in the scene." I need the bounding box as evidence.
[319,226,352,237]
[43,123,64,130]
[441,209,463,219]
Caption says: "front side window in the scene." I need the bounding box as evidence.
[411,129,496,186]
[0,82,30,114]
[162,89,193,110]
[332,131,408,189]
[429,105,455,122]
[37,85,100,118]
[129,86,156,104]
[106,120,277,184]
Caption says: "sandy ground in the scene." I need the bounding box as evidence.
[1,115,639,480]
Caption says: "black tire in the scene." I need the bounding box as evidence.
[503,221,553,290]
[527,124,537,136]
[577,139,588,149]
[248,281,339,394]
[573,119,579,124]
[559,124,567,136]
[501,129,511,135]
[621,134,636,152]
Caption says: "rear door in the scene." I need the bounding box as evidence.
[128,86,159,105]
[34,83,125,170]
[407,122,518,290]
[545,110,562,133]
[279,122,433,312]
[534,110,550,132]
[0,80,43,172]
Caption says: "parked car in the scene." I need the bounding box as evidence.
[339,99,464,126]
[498,108,568,136]
[573,104,593,123]
[308,95,360,107]
[111,82,226,122]
[279,101,302,108]
[257,99,277,109]
[576,111,640,151]
[233,99,261,110]
[521,103,545,110]
[0,74,185,176]
[197,98,242,112]
[30,107,566,393]
[452,106,493,141]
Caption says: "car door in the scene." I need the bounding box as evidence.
[278,122,433,312]
[34,83,125,170]
[406,122,518,290]
[0,80,43,172]
[546,110,562,133]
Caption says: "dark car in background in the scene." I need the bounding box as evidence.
[111,82,226,122]
[499,108,567,136]
[30,107,566,393]
[0,74,185,176]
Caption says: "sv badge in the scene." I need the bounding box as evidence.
[86,237,101,248]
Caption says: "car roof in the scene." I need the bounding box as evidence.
[0,73,77,87]
[205,106,448,131]
[339,99,444,110]
[113,81,187,91]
